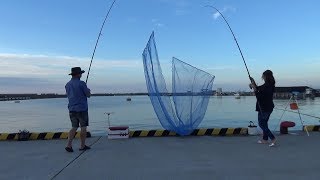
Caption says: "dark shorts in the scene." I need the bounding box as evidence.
[69,111,89,128]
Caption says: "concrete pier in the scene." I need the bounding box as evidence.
[0,133,319,180]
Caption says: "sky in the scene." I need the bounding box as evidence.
[0,0,319,93]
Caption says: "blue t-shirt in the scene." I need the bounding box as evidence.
[65,78,90,112]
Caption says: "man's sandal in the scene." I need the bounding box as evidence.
[79,145,91,151]
[65,147,74,152]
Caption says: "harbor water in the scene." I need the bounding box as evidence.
[0,96,319,134]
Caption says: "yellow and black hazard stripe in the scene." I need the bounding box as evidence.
[0,132,91,141]
[130,128,248,137]
[130,130,177,137]
[303,125,320,132]
[190,128,247,136]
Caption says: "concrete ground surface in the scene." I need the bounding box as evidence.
[0,132,319,180]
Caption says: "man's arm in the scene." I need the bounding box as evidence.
[81,82,91,98]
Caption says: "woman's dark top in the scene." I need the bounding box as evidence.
[255,83,275,112]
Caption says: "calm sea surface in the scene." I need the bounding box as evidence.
[0,96,319,134]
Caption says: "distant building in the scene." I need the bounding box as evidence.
[216,88,223,96]
[0,93,66,101]
[274,86,316,99]
[0,94,37,101]
[315,89,320,97]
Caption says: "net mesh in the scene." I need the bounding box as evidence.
[142,32,215,135]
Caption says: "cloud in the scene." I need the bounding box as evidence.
[151,19,165,28]
[213,12,221,19]
[0,53,145,93]
[176,0,189,7]
[155,23,165,27]
[205,65,239,70]
[2,53,319,93]
[212,6,236,20]
[175,0,190,16]
[0,77,63,93]
[0,53,141,77]
[157,0,190,16]
[0,76,148,94]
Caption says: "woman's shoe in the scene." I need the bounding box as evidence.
[269,139,276,147]
[257,140,268,144]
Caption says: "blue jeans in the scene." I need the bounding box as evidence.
[258,111,275,141]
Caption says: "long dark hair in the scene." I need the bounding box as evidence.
[263,70,275,86]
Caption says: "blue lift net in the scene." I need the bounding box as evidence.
[142,32,215,135]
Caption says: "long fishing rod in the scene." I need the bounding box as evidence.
[204,5,251,78]
[205,5,263,113]
[85,0,117,84]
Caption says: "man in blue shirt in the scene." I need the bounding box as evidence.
[65,67,91,152]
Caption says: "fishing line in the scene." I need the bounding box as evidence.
[86,0,117,84]
[274,107,320,120]
[50,136,102,180]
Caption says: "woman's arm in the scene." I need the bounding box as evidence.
[249,77,258,91]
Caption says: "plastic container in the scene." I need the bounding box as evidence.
[248,121,258,135]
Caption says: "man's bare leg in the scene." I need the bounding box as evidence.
[67,127,77,148]
[80,127,87,149]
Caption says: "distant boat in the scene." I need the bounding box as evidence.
[305,88,315,99]
[126,97,132,101]
[234,93,240,99]
[14,100,21,103]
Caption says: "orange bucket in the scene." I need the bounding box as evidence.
[290,103,299,110]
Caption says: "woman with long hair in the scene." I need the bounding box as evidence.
[250,70,276,147]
